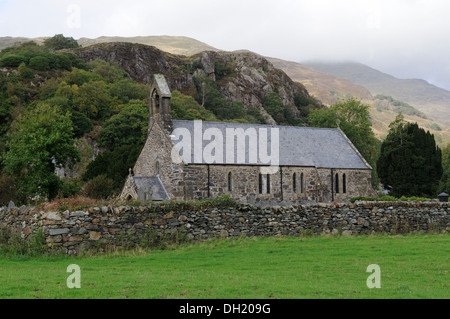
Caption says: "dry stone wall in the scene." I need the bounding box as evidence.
[0,201,448,255]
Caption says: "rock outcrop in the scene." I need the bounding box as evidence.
[71,42,320,125]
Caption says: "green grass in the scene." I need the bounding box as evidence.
[0,234,448,299]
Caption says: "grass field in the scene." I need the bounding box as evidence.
[0,234,448,299]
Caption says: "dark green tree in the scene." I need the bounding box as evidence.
[170,90,217,121]
[98,100,148,150]
[438,144,449,194]
[70,111,93,138]
[193,76,229,119]
[44,34,80,51]
[294,92,319,120]
[262,92,286,124]
[377,114,443,197]
[83,144,142,191]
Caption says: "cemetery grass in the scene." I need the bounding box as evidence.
[0,234,448,299]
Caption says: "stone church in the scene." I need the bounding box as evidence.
[120,74,376,203]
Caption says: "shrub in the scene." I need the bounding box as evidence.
[58,178,83,198]
[71,111,93,137]
[83,144,142,190]
[0,227,47,256]
[350,195,432,203]
[0,174,22,206]
[44,34,80,50]
[0,55,26,67]
[28,55,51,71]
[83,175,115,199]
[41,195,109,211]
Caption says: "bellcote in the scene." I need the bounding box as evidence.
[149,74,173,133]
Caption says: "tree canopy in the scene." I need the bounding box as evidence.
[308,98,380,187]
[3,103,80,200]
[43,34,80,51]
[438,144,450,194]
[376,114,443,197]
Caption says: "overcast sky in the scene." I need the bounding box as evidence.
[2,0,450,90]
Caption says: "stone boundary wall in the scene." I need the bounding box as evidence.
[0,201,448,255]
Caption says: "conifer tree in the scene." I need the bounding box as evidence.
[377,114,443,197]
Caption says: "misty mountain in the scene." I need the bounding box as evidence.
[270,58,449,145]
[303,61,450,126]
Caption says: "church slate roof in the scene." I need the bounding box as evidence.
[132,176,170,201]
[171,120,371,170]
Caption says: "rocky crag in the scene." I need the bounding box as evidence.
[71,42,320,124]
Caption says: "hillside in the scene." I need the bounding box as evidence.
[270,58,450,146]
[0,36,47,50]
[0,35,217,57]
[76,35,218,56]
[1,35,448,145]
[267,57,373,106]
[70,42,320,125]
[0,40,324,203]
[303,61,450,126]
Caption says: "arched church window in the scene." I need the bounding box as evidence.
[335,173,339,194]
[300,172,304,194]
[343,173,347,194]
[258,173,263,194]
[293,173,297,193]
[152,89,160,115]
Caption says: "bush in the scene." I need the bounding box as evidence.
[350,195,431,203]
[44,34,80,50]
[83,175,115,199]
[28,55,51,71]
[83,144,142,190]
[108,79,147,103]
[0,55,26,67]
[58,178,83,198]
[41,195,109,211]
[0,227,47,257]
[71,111,93,137]
[0,174,22,206]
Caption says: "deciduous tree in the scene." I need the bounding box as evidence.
[308,98,380,187]
[3,103,79,201]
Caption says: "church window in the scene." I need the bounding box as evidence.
[259,173,263,194]
[152,89,160,115]
[343,173,347,194]
[335,173,339,194]
[266,174,270,194]
[228,172,232,193]
[293,173,297,193]
[300,172,304,194]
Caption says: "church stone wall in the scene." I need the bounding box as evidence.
[181,165,375,204]
[132,120,185,200]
